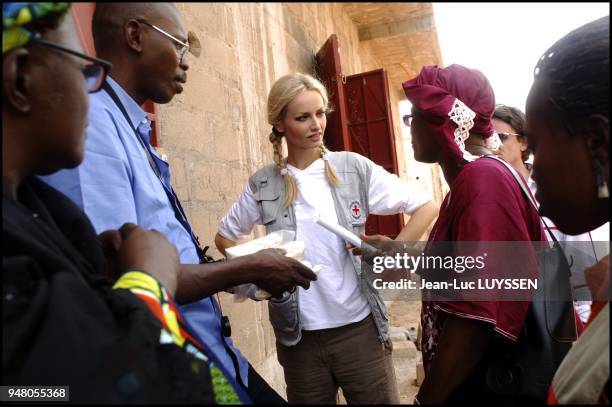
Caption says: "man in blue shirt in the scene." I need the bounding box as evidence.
[42,3,316,404]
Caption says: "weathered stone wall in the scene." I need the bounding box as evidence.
[158,3,437,396]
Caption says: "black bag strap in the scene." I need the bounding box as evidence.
[483,155,577,341]
[483,155,561,244]
[102,82,208,263]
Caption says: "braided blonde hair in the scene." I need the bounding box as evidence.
[267,73,340,208]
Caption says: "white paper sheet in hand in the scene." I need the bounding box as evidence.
[225,231,290,259]
[315,216,363,248]
[225,231,321,301]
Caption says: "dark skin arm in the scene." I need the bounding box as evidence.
[175,262,247,303]
[102,232,316,304]
[416,314,491,404]
[174,248,316,304]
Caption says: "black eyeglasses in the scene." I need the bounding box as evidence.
[30,38,112,93]
[137,20,189,64]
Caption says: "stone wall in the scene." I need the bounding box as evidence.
[158,3,438,396]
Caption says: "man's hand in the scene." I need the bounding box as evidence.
[99,229,123,282]
[348,233,421,282]
[114,223,180,296]
[347,233,395,257]
[241,248,317,298]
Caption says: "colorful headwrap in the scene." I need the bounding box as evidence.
[3,2,71,54]
[403,64,501,164]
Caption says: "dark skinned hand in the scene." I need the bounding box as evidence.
[102,223,180,296]
[242,247,317,299]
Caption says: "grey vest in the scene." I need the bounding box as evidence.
[248,151,390,346]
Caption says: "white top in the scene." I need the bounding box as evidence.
[219,157,432,330]
[552,303,609,404]
[527,175,611,323]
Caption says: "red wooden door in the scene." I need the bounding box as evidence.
[315,34,350,152]
[70,3,160,147]
[344,69,404,238]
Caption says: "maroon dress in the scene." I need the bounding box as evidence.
[421,157,546,372]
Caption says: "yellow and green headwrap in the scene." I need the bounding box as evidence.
[3,2,71,54]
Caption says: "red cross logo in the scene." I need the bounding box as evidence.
[350,201,361,219]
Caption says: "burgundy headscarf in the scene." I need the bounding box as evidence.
[403,64,498,165]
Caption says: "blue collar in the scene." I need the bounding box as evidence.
[105,76,149,129]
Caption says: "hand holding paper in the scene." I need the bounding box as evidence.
[315,216,384,256]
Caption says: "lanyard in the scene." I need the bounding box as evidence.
[102,82,207,263]
[483,155,560,245]
[101,83,247,388]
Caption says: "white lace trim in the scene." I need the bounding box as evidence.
[448,98,478,161]
[447,98,501,160]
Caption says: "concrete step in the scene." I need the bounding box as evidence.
[392,339,417,360]
[415,351,425,386]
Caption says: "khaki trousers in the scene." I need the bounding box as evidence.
[276,314,399,404]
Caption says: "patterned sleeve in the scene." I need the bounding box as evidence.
[113,271,243,404]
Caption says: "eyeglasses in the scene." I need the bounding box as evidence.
[138,20,189,64]
[497,132,521,142]
[30,39,112,93]
[402,114,414,127]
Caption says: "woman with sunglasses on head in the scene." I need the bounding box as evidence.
[2,3,245,403]
[492,105,532,180]
[215,72,439,404]
[524,15,609,404]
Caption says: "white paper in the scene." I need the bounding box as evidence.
[315,216,363,248]
[225,230,322,302]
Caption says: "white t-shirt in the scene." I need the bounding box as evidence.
[219,157,432,330]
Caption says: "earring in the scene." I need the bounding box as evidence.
[593,159,609,199]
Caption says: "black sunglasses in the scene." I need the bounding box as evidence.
[30,38,112,93]
[497,132,521,142]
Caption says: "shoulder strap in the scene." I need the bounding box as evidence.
[484,155,539,210]
[102,82,208,263]
[103,82,162,179]
[483,155,560,244]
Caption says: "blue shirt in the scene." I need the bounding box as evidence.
[41,77,250,386]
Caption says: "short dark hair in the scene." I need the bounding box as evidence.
[91,3,123,57]
[92,3,176,58]
[493,104,531,161]
[534,15,609,137]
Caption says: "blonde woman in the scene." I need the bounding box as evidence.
[215,73,438,404]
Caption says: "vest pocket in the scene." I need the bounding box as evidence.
[268,292,300,341]
[336,171,368,225]
[369,284,389,321]
[256,184,281,225]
